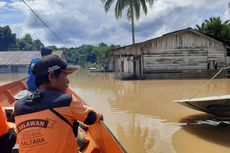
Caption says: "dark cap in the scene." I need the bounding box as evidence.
[32,55,80,76]
[41,47,53,56]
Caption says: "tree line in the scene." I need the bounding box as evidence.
[1,16,230,68]
[0,25,120,68]
[62,43,120,68]
[0,26,44,51]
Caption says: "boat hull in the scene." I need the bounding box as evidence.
[175,95,230,116]
[0,80,127,153]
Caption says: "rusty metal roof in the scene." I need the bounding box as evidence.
[0,51,63,65]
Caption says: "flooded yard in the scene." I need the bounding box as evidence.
[2,71,230,153]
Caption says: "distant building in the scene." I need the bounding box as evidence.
[113,28,230,79]
[0,51,63,73]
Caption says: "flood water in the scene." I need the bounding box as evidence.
[2,71,230,153]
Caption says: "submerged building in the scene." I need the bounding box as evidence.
[0,51,63,73]
[113,28,230,79]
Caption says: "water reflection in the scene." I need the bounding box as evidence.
[2,71,230,153]
[179,114,230,147]
[115,113,180,153]
[69,72,182,153]
[0,73,26,85]
[117,115,155,153]
[172,114,230,153]
[69,72,230,153]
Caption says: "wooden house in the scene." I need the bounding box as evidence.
[113,28,230,79]
[0,51,63,73]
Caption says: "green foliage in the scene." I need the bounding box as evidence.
[101,0,155,44]
[196,17,230,40]
[0,26,44,51]
[0,25,120,68]
[0,26,17,51]
[17,34,44,51]
[101,0,154,20]
[64,43,120,68]
[47,45,58,50]
[33,39,44,50]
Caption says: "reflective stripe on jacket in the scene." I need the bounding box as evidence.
[14,91,94,153]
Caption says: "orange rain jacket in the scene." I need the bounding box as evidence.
[0,103,17,153]
[14,91,99,153]
[0,103,9,136]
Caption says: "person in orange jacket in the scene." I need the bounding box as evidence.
[0,103,16,153]
[14,55,103,153]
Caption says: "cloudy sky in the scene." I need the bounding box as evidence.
[0,0,229,47]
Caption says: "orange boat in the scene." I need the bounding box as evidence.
[0,79,127,153]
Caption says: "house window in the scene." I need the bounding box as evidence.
[0,65,8,68]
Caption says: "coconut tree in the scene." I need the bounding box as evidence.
[196,17,230,40]
[101,0,155,44]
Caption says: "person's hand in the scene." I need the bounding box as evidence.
[98,113,104,121]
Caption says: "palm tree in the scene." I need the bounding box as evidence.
[101,0,155,44]
[196,17,230,40]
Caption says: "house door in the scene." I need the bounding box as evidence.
[133,56,141,77]
[207,60,217,70]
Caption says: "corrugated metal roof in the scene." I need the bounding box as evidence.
[0,51,63,65]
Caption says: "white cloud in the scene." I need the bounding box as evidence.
[3,0,230,47]
[0,1,6,9]
[153,25,170,38]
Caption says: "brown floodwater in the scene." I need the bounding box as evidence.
[2,71,230,153]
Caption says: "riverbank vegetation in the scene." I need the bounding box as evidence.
[1,16,230,68]
[0,25,120,68]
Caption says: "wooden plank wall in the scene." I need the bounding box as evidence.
[143,31,226,73]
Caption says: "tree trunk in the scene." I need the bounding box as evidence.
[130,0,135,44]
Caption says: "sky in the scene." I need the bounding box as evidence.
[0,0,230,47]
